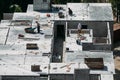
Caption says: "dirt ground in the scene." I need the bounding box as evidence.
[114,42,120,72]
[114,56,120,70]
[114,23,120,31]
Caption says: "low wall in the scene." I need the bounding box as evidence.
[82,43,111,51]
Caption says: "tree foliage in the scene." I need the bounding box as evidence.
[9,4,22,12]
[109,0,120,22]
[0,0,33,20]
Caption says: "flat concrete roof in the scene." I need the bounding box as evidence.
[0,3,114,80]
[67,3,113,21]
[0,19,115,76]
[27,3,113,21]
[0,19,52,76]
[0,20,11,45]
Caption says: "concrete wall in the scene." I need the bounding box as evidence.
[0,76,2,80]
[82,43,93,51]
[50,74,74,80]
[89,74,100,80]
[3,13,13,20]
[2,76,47,80]
[109,21,113,49]
[74,69,89,80]
[33,0,51,11]
[82,43,111,51]
[92,44,111,51]
[114,74,120,80]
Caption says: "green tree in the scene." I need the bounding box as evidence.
[109,0,120,22]
[9,4,22,12]
[0,0,32,20]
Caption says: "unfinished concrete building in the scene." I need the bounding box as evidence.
[0,0,115,80]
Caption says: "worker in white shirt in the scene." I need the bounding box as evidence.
[77,23,82,38]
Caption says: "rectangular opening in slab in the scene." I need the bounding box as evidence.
[26,43,39,50]
[52,24,66,62]
[31,65,41,72]
[56,25,65,39]
[85,58,104,69]
[82,25,88,29]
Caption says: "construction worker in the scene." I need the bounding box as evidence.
[77,23,82,38]
[36,21,40,33]
[68,8,73,16]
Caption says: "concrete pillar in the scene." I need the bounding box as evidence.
[109,21,114,50]
[33,0,51,11]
